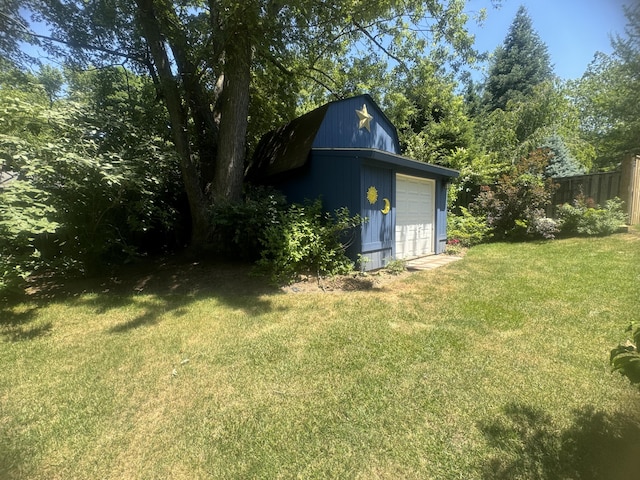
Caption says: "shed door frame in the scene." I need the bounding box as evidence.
[395,173,436,259]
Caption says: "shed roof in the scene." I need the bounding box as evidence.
[314,148,459,178]
[247,94,458,182]
[248,102,329,180]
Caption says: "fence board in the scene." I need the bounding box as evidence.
[621,155,640,225]
[552,154,640,225]
[552,171,621,207]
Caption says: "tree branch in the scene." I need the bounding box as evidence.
[351,19,410,73]
[25,30,147,66]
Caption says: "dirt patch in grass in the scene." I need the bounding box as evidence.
[280,270,413,293]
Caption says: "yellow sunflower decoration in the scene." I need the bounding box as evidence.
[367,186,378,205]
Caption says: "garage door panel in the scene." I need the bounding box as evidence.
[395,174,435,259]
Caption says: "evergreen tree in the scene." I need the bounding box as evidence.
[483,5,554,112]
[541,133,586,178]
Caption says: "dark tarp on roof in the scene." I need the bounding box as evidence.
[246,103,329,182]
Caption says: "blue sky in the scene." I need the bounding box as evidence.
[467,0,632,80]
[20,1,631,83]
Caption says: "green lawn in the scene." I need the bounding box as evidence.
[2,234,640,479]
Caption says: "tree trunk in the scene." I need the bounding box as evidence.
[135,0,210,249]
[212,26,252,203]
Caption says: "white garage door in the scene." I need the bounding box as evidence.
[395,174,435,259]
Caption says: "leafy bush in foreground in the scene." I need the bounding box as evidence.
[611,324,640,386]
[211,186,287,261]
[257,199,364,284]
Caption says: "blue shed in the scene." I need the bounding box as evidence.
[249,94,459,271]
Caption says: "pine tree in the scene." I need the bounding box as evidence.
[542,133,586,178]
[483,5,554,112]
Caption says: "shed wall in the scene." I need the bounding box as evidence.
[312,97,400,154]
[360,164,394,269]
[274,149,453,271]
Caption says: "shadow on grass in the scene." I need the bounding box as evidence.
[0,303,54,342]
[0,437,26,480]
[1,258,284,339]
[479,402,640,479]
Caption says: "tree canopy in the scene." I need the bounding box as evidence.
[570,2,640,170]
[10,0,480,250]
[483,5,554,112]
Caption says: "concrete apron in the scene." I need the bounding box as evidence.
[405,255,463,271]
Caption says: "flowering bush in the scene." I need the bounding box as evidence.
[471,148,557,240]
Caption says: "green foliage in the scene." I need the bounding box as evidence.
[570,3,640,171]
[257,199,365,284]
[610,324,640,386]
[0,181,59,291]
[18,0,481,248]
[384,258,407,275]
[385,60,474,167]
[356,254,371,273]
[447,207,492,247]
[483,6,554,112]
[0,66,181,291]
[472,148,558,240]
[556,196,628,236]
[476,81,591,170]
[542,133,587,178]
[210,186,287,261]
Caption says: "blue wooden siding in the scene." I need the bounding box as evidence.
[360,165,393,269]
[278,152,360,215]
[435,181,449,254]
[312,96,400,154]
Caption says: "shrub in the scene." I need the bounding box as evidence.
[384,258,407,275]
[471,149,558,240]
[447,207,492,247]
[556,196,627,237]
[256,199,365,284]
[445,238,463,255]
[210,186,287,261]
[0,181,59,293]
[532,216,559,240]
[610,324,640,386]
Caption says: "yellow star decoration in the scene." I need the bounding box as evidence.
[367,186,378,205]
[356,104,373,132]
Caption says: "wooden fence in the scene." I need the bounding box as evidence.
[551,154,640,225]
[621,154,640,225]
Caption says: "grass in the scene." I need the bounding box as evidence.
[2,234,640,479]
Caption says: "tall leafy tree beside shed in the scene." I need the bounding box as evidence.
[13,0,478,252]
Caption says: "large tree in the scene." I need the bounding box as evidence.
[10,0,478,251]
[384,59,474,168]
[570,3,640,170]
[483,5,554,112]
